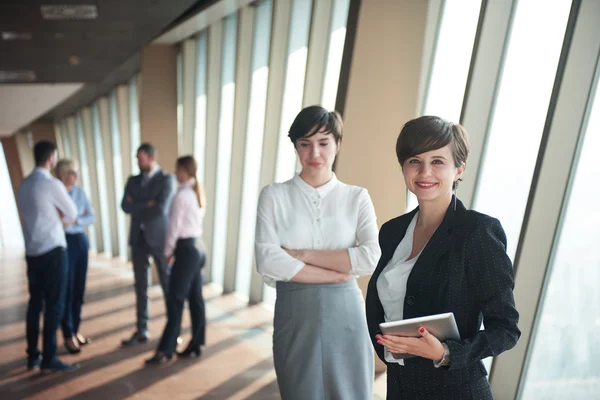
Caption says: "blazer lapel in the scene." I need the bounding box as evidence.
[405,197,466,292]
[379,208,418,269]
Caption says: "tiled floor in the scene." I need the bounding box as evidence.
[0,249,386,399]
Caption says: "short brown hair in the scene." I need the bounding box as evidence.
[288,106,343,145]
[396,116,470,167]
[396,116,469,189]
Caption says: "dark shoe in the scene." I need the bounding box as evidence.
[177,347,202,358]
[144,352,172,365]
[65,336,81,354]
[76,333,92,346]
[40,358,80,374]
[121,331,149,347]
[27,355,41,370]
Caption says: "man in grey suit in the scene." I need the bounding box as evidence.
[121,143,175,346]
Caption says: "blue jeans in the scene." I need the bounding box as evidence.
[61,233,89,338]
[26,247,67,365]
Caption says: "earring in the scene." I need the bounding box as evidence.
[453,182,457,211]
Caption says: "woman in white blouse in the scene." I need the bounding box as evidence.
[255,106,381,399]
[146,155,207,364]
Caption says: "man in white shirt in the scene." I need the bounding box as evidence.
[17,141,79,374]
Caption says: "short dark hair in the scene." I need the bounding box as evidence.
[396,116,470,187]
[137,143,156,157]
[34,141,57,166]
[288,106,343,145]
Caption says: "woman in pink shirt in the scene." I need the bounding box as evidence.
[146,155,207,364]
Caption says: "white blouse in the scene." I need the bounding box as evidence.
[255,173,381,287]
[164,179,205,258]
[377,212,422,365]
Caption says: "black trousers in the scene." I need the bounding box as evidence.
[61,233,89,338]
[157,238,206,355]
[26,247,67,365]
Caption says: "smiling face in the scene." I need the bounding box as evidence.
[402,143,464,203]
[296,128,339,174]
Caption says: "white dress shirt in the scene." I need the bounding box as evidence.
[377,212,422,365]
[255,173,381,287]
[17,168,78,257]
[164,179,205,258]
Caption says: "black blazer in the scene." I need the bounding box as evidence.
[121,170,175,249]
[365,197,520,391]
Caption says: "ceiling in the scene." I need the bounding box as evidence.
[0,0,211,137]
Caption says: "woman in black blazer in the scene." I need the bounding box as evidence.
[366,116,520,399]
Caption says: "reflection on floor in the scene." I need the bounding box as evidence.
[0,249,386,399]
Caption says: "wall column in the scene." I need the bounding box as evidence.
[139,44,179,171]
[138,44,178,284]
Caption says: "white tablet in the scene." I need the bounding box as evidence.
[379,312,461,359]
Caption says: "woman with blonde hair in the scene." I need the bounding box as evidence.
[55,159,95,354]
[146,155,207,364]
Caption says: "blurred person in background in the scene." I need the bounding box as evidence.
[145,155,207,364]
[120,143,175,346]
[55,159,95,354]
[17,141,79,373]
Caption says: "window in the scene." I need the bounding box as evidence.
[320,0,351,110]
[91,103,113,256]
[129,76,141,173]
[472,0,572,258]
[211,12,238,286]
[235,0,273,296]
[109,92,128,259]
[519,63,600,400]
[274,0,313,183]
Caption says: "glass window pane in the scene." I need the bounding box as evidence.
[235,0,273,296]
[129,76,141,174]
[211,12,238,286]
[92,103,112,256]
[321,0,351,110]
[76,113,97,250]
[274,0,313,183]
[473,0,572,259]
[194,31,208,183]
[423,0,482,121]
[109,92,128,259]
[520,64,600,400]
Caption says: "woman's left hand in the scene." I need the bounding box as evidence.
[376,327,445,361]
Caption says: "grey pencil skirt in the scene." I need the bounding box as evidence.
[273,278,374,400]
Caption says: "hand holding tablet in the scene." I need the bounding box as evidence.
[377,312,460,360]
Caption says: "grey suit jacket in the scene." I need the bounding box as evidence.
[121,169,175,250]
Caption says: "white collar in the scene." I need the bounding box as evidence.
[34,167,51,177]
[292,173,338,198]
